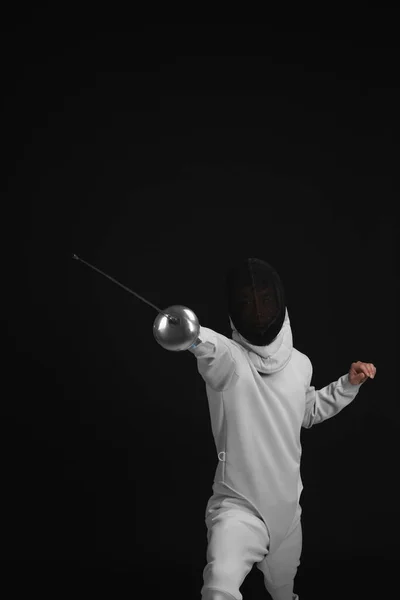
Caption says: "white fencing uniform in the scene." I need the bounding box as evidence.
[189,310,362,600]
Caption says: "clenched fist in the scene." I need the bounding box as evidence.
[349,361,376,385]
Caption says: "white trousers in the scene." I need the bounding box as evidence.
[201,493,302,600]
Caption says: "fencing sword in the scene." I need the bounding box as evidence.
[72,254,200,351]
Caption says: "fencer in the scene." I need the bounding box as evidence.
[72,254,376,600]
[184,258,376,600]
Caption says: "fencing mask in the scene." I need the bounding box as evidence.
[225,258,286,346]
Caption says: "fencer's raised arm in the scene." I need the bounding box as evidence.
[188,326,239,392]
[302,363,362,429]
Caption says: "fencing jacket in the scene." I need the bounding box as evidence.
[188,309,362,553]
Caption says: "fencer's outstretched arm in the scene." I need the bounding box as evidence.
[302,362,370,429]
[188,326,239,392]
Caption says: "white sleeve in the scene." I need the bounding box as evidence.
[188,326,239,392]
[302,362,362,429]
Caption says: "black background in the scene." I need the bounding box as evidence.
[2,14,399,600]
